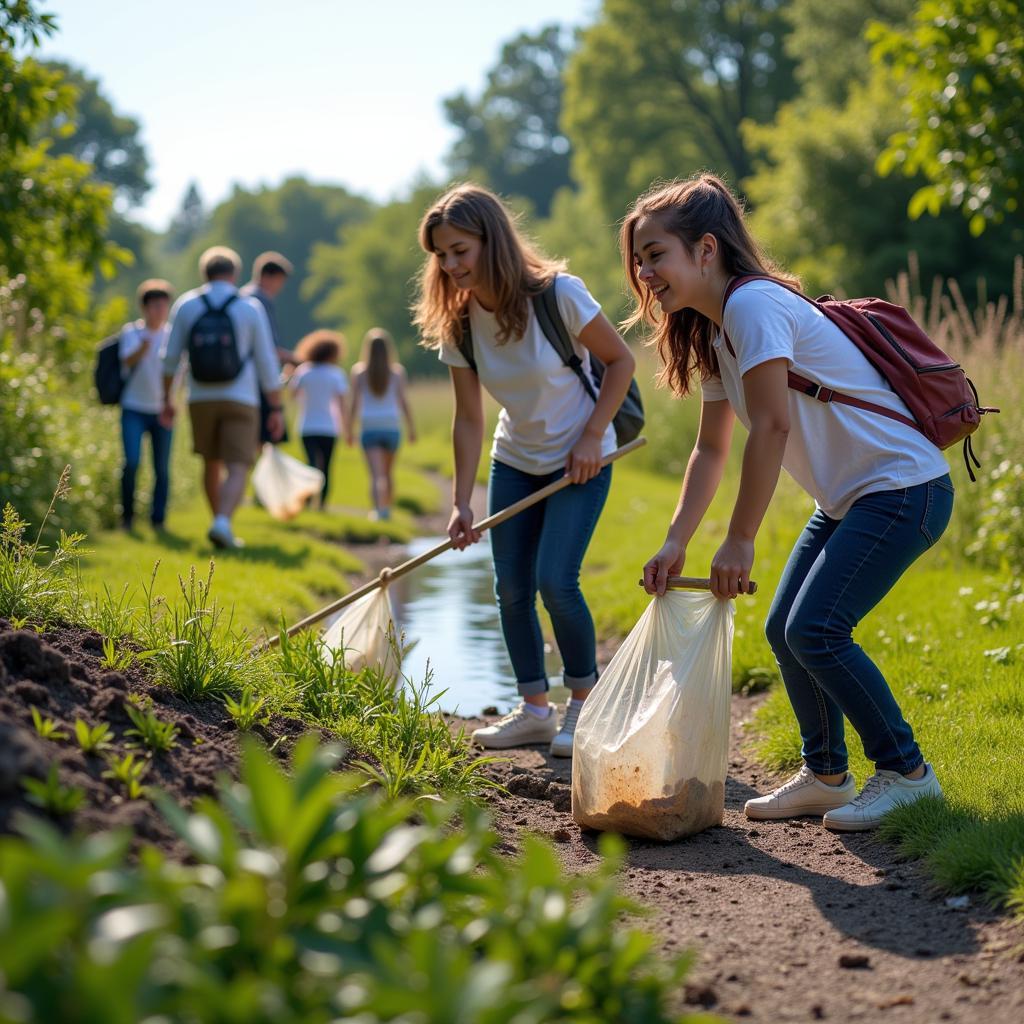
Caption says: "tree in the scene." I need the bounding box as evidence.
[443,25,574,216]
[42,60,151,209]
[869,0,1024,234]
[563,0,797,221]
[179,178,371,344]
[166,182,207,253]
[307,184,443,375]
[0,1,123,333]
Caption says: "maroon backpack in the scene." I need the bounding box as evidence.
[722,275,999,480]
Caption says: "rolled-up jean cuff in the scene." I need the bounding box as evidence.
[564,670,597,691]
[517,677,549,697]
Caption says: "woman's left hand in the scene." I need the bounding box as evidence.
[710,534,755,599]
[566,432,603,484]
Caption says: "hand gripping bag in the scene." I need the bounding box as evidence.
[251,444,325,521]
[571,591,733,840]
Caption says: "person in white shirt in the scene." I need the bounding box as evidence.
[161,246,283,549]
[288,329,351,509]
[347,329,416,521]
[630,173,951,832]
[415,183,635,757]
[118,279,174,530]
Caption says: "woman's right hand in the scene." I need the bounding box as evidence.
[642,538,685,595]
[447,503,482,550]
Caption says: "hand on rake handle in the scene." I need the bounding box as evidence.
[447,503,482,550]
[710,534,755,599]
[565,432,603,484]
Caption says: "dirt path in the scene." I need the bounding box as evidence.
[460,696,1024,1023]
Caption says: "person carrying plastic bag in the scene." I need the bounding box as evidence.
[572,588,733,841]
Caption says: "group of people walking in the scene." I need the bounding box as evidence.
[114,173,954,833]
[116,249,415,547]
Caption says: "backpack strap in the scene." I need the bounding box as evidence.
[721,276,920,433]
[532,281,599,403]
[456,309,477,373]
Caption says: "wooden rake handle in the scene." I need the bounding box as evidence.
[259,436,648,650]
[637,575,758,595]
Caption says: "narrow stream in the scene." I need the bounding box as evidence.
[388,536,565,715]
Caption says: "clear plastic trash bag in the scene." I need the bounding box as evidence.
[251,445,325,521]
[321,587,400,679]
[571,590,734,841]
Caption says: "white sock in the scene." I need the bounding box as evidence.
[213,514,231,534]
[568,697,586,709]
[523,702,551,718]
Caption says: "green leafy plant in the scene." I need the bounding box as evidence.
[100,635,134,671]
[30,705,67,741]
[0,737,701,1023]
[20,764,85,816]
[224,687,270,730]
[139,562,256,701]
[85,582,137,642]
[124,704,178,753]
[0,468,85,626]
[102,753,151,799]
[74,718,113,755]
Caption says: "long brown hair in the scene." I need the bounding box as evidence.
[414,183,564,349]
[621,173,800,396]
[361,328,397,396]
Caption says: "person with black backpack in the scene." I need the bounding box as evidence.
[161,246,283,550]
[630,174,959,832]
[117,279,174,531]
[414,183,637,758]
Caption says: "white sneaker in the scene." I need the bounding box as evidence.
[550,699,584,758]
[471,702,558,750]
[207,523,244,550]
[744,764,856,821]
[823,764,942,832]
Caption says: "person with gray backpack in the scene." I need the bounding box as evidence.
[415,183,639,758]
[161,246,283,549]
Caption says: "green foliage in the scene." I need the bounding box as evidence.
[30,706,67,742]
[224,687,270,730]
[870,0,1024,234]
[101,752,150,800]
[100,636,133,671]
[0,738,702,1023]
[85,583,137,643]
[124,704,179,753]
[444,24,574,216]
[563,0,797,221]
[0,477,85,627]
[307,183,442,375]
[20,764,85,816]
[139,562,257,701]
[73,718,113,755]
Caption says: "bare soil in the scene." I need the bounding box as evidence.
[461,697,1024,1023]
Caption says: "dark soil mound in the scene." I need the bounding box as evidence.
[0,619,319,857]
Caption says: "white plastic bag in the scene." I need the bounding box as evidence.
[251,445,325,521]
[571,591,734,840]
[321,587,400,679]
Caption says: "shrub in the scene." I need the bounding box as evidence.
[0,738,702,1023]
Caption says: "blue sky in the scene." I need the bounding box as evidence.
[41,0,596,228]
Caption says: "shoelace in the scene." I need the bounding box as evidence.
[776,766,816,795]
[559,702,583,735]
[849,773,895,807]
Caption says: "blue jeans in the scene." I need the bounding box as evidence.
[121,408,172,526]
[488,460,611,697]
[765,475,955,775]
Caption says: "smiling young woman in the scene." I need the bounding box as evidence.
[625,173,953,832]
[414,183,635,757]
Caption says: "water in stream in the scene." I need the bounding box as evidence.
[387,536,565,715]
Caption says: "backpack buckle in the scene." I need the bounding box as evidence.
[804,383,835,403]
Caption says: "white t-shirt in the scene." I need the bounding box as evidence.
[119,321,169,414]
[701,279,949,518]
[357,370,403,432]
[438,273,615,475]
[289,363,348,436]
[163,280,280,407]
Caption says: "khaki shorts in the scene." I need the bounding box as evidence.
[189,401,259,465]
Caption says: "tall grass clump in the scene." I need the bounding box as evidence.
[0,738,703,1023]
[0,469,84,627]
[139,561,258,701]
